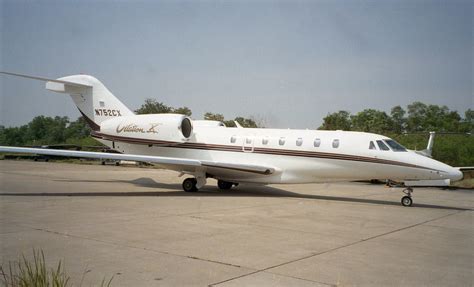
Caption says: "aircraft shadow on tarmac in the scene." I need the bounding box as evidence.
[1,177,471,211]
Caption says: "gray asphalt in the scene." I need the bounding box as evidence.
[0,160,472,286]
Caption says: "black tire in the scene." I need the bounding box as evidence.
[217,180,233,190]
[401,196,413,207]
[183,178,198,192]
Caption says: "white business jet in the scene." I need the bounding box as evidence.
[0,72,464,206]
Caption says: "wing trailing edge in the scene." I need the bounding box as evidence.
[0,146,276,176]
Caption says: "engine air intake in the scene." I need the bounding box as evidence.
[181,117,193,138]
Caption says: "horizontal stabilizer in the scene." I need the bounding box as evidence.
[0,71,92,88]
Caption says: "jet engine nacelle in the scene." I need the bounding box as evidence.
[99,114,193,143]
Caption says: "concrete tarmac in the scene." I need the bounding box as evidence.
[0,160,472,286]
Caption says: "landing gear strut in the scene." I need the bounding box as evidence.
[182,178,198,192]
[401,187,413,207]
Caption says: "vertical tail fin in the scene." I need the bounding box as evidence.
[46,75,134,129]
[0,72,134,131]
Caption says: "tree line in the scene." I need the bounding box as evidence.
[318,102,473,134]
[0,100,472,166]
[135,99,259,128]
[0,116,97,147]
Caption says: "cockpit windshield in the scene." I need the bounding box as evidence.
[383,139,407,152]
[376,140,390,151]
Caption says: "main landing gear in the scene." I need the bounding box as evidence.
[181,177,238,192]
[401,187,413,207]
[217,180,237,190]
[182,178,198,192]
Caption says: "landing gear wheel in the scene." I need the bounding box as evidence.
[400,187,414,207]
[217,180,233,190]
[182,178,198,192]
[401,196,413,207]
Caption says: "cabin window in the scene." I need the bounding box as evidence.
[230,135,237,144]
[296,138,303,146]
[246,138,252,144]
[376,140,390,151]
[313,138,321,147]
[384,139,407,152]
[332,139,340,148]
[369,141,376,150]
[262,137,269,145]
[279,137,286,146]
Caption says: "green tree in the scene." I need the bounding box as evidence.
[0,126,5,145]
[65,117,91,139]
[135,98,192,116]
[441,110,462,132]
[135,99,173,114]
[461,109,474,133]
[204,113,260,128]
[234,117,258,128]
[173,107,192,116]
[406,102,428,132]
[390,106,406,134]
[223,120,236,127]
[24,116,69,145]
[0,126,27,146]
[351,109,392,134]
[423,105,460,132]
[318,111,352,130]
[465,109,474,123]
[204,112,225,122]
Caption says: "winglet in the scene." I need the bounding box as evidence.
[414,131,435,158]
[425,131,435,156]
[234,121,244,128]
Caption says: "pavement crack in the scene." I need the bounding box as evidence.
[23,225,254,271]
[186,256,242,268]
[266,210,465,270]
[209,209,465,286]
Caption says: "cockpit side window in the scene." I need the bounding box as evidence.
[384,139,407,152]
[376,140,390,151]
[369,141,376,150]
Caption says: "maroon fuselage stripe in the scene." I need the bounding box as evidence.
[91,132,435,171]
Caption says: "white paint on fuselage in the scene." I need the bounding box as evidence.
[98,126,461,184]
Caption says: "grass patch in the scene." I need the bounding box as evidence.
[1,249,113,287]
[451,178,474,189]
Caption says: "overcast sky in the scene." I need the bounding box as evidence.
[1,0,472,128]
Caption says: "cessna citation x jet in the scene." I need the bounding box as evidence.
[0,72,464,206]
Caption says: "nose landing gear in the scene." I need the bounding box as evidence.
[401,187,413,207]
[387,180,414,207]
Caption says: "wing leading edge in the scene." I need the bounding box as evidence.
[0,146,276,176]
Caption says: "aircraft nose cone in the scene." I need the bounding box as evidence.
[449,168,464,182]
